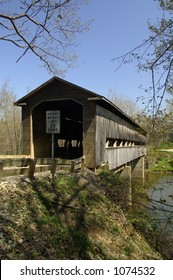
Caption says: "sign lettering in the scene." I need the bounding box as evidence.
[46,111,60,134]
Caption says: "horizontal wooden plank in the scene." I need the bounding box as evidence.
[1,156,85,179]
[0,155,30,159]
[3,166,29,177]
[104,146,146,170]
[2,159,30,167]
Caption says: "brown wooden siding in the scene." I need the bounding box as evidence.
[96,105,146,142]
[105,147,146,170]
[21,83,96,168]
[32,109,50,157]
[83,102,96,168]
[19,79,146,170]
[22,107,30,155]
[96,105,146,168]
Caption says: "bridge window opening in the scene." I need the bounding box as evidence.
[105,138,145,148]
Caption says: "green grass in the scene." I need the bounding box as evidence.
[149,151,173,172]
[123,239,135,257]
[0,171,162,260]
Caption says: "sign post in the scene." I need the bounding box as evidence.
[51,134,55,160]
[46,111,60,161]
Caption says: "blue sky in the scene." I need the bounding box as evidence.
[0,0,163,108]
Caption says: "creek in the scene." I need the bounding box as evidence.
[145,173,173,234]
[132,173,173,234]
[130,173,173,258]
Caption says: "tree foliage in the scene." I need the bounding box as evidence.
[113,0,173,118]
[0,0,90,75]
[139,110,173,147]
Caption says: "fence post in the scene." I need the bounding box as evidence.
[51,158,58,177]
[81,156,86,171]
[0,161,4,182]
[70,160,75,173]
[28,159,36,179]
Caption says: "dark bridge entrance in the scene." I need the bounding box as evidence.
[32,99,83,159]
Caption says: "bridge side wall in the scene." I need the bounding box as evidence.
[104,146,146,170]
[95,105,146,169]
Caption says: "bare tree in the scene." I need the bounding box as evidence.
[107,88,142,120]
[0,0,90,75]
[0,81,22,154]
[112,0,173,120]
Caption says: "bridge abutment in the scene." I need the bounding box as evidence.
[131,156,145,179]
[119,156,145,180]
[120,165,131,180]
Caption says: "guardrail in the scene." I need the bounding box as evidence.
[0,156,86,181]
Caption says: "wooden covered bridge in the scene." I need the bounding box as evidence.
[15,77,146,178]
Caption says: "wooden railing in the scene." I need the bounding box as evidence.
[0,156,86,181]
[104,146,146,170]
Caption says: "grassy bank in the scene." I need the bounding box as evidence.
[0,170,161,260]
[146,148,173,172]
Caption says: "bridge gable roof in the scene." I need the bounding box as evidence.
[15,76,146,134]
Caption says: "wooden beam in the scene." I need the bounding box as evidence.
[30,110,34,158]
[88,97,102,101]
[0,161,4,182]
[70,160,75,173]
[81,156,86,171]
[51,158,58,176]
[28,159,36,179]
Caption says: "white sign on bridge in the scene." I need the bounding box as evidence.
[46,111,60,134]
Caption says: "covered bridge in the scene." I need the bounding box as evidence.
[15,77,146,174]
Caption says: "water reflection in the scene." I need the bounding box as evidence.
[134,173,173,233]
[146,174,173,233]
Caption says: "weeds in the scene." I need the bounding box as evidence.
[99,170,129,209]
[123,239,135,257]
[0,171,162,260]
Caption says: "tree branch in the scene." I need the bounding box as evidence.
[0,0,90,75]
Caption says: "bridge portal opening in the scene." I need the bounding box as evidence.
[32,100,83,159]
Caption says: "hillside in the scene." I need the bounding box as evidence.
[0,170,161,260]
